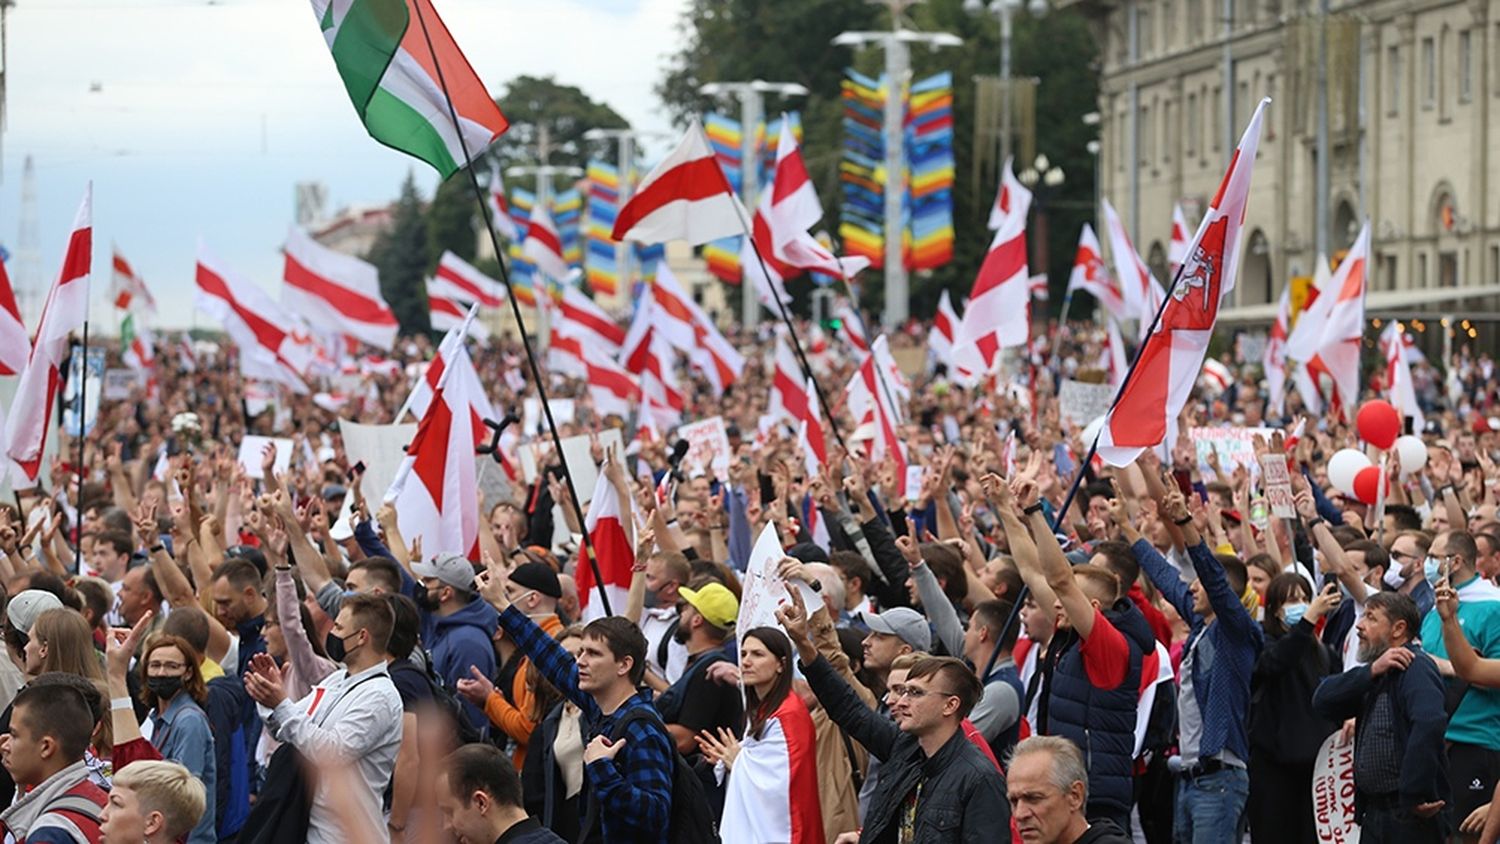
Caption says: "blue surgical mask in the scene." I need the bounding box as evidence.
[1425,556,1444,586]
[1282,602,1309,627]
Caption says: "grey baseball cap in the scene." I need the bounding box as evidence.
[410,553,477,591]
[863,607,932,653]
[7,590,63,635]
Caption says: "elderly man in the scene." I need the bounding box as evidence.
[1008,736,1132,844]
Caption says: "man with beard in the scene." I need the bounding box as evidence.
[655,581,743,755]
[1313,591,1450,842]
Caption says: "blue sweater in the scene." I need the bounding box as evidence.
[1133,538,1263,763]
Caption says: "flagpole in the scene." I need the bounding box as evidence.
[75,321,89,574]
[409,3,612,615]
[731,203,852,458]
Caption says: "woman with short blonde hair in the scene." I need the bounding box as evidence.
[103,760,207,844]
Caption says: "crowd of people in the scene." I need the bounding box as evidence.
[1,311,1497,844]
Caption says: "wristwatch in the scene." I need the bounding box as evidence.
[1023,501,1046,516]
[1174,516,1194,526]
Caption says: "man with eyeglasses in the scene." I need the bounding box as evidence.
[1385,531,1436,618]
[778,588,1008,842]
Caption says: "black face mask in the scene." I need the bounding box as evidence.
[414,589,441,612]
[325,631,360,664]
[147,676,184,701]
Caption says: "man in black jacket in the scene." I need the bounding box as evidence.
[1312,591,1450,843]
[778,587,1008,843]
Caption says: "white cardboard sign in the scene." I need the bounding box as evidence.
[237,437,293,480]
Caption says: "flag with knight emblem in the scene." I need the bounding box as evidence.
[1095,99,1269,467]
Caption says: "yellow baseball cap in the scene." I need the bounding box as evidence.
[678,582,739,629]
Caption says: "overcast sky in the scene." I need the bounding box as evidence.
[0,0,687,330]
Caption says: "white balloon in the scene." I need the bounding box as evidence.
[1395,435,1428,477]
[1327,448,1373,495]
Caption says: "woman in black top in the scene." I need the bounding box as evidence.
[1248,572,1342,844]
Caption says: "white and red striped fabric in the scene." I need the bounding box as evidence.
[523,202,570,283]
[1264,284,1293,415]
[927,288,959,367]
[196,244,309,392]
[1294,223,1370,420]
[110,247,157,315]
[767,120,869,279]
[0,258,30,376]
[488,162,520,243]
[612,119,747,246]
[1284,257,1331,363]
[1066,223,1127,322]
[557,286,625,356]
[718,692,824,844]
[1029,274,1049,301]
[1200,358,1233,394]
[547,321,590,381]
[1095,100,1269,467]
[578,470,635,620]
[619,296,684,426]
[586,353,641,419]
[124,322,156,373]
[794,375,828,479]
[360,355,402,379]
[282,226,398,350]
[650,261,744,395]
[1104,317,1128,391]
[427,279,491,343]
[434,250,506,308]
[385,340,483,561]
[6,186,92,483]
[396,303,497,425]
[952,175,1033,385]
[987,155,1032,231]
[1383,321,1424,432]
[768,333,806,425]
[1168,203,1192,277]
[833,302,869,355]
[846,336,907,478]
[1101,198,1167,340]
[178,339,198,373]
[743,188,796,310]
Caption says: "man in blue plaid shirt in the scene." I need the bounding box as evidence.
[478,557,672,844]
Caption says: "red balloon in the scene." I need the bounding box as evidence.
[1352,465,1389,505]
[1356,400,1402,450]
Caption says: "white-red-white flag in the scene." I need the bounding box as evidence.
[123,318,156,374]
[196,244,309,392]
[649,261,744,395]
[846,335,907,479]
[1029,274,1049,301]
[1265,284,1293,416]
[1383,321,1424,433]
[427,280,491,343]
[1168,203,1191,277]
[578,470,634,619]
[743,189,796,311]
[1096,100,1269,467]
[5,186,91,483]
[110,247,157,315]
[767,120,869,279]
[385,341,483,561]
[928,289,959,367]
[794,376,828,479]
[769,333,806,425]
[434,251,507,309]
[619,295,684,426]
[1066,224,1127,322]
[282,226,399,351]
[952,179,1033,384]
[396,302,496,425]
[586,353,640,420]
[0,259,30,376]
[557,286,625,356]
[523,202,570,283]
[1294,223,1370,420]
[1101,198,1167,340]
[1104,317,1128,391]
[987,156,1033,231]
[613,119,747,246]
[833,302,870,355]
[547,321,590,381]
[488,162,520,243]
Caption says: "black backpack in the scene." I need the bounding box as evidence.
[581,705,720,844]
[413,653,486,746]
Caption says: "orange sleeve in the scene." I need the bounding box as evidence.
[483,688,537,746]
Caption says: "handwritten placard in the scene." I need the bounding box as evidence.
[1312,733,1360,843]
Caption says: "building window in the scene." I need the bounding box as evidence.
[1188,0,1203,41]
[1491,245,1500,284]
[1459,30,1473,102]
[1212,85,1223,151]
[1422,37,1436,109]
[1236,80,1250,131]
[1140,8,1154,57]
[1383,255,1398,291]
[1186,92,1199,157]
[1387,45,1400,116]
[1418,252,1428,288]
[1163,99,1172,164]
[1163,0,1175,48]
[1141,104,1153,165]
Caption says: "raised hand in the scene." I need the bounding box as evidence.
[695,727,742,771]
[455,665,496,707]
[106,611,155,679]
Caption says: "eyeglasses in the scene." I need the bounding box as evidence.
[889,684,959,702]
[1391,550,1422,562]
[146,661,187,672]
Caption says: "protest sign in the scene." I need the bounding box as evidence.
[1260,452,1296,518]
[522,397,576,436]
[339,419,418,504]
[904,466,925,503]
[1059,379,1115,428]
[103,369,141,401]
[677,416,732,482]
[1189,427,1275,473]
[517,428,623,503]
[237,436,293,480]
[738,523,823,658]
[1312,733,1360,843]
[62,347,105,436]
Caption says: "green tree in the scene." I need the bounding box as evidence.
[426,167,479,267]
[368,171,432,336]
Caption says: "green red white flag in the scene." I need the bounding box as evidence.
[311,0,508,178]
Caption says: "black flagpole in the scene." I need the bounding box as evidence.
[408,4,611,615]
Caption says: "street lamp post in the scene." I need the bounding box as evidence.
[835,1,961,329]
[965,0,1047,166]
[1018,154,1065,280]
[699,80,809,329]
